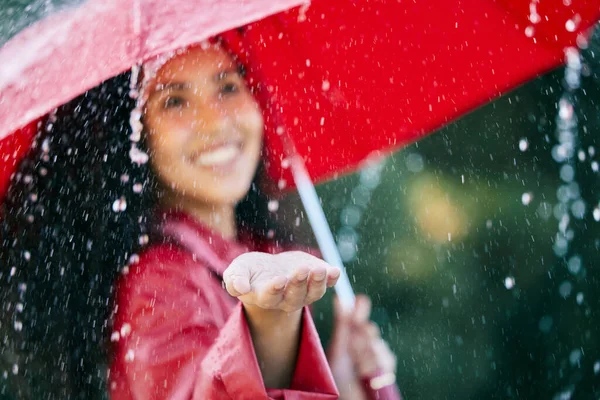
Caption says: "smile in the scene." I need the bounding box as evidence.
[193,142,243,167]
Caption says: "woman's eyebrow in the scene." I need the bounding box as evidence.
[215,68,241,81]
[153,82,191,92]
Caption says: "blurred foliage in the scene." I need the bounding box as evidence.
[308,34,600,399]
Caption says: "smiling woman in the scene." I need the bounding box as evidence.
[142,46,264,239]
[0,40,396,400]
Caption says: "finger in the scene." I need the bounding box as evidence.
[326,266,341,288]
[223,258,253,297]
[305,265,328,304]
[328,296,352,360]
[373,339,397,373]
[282,265,310,308]
[255,276,287,309]
[352,294,372,325]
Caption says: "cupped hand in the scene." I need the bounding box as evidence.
[223,251,341,313]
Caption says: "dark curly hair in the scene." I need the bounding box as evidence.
[0,70,285,399]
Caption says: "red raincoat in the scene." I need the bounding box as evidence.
[109,211,339,400]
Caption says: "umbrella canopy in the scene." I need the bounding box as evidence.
[0,0,599,200]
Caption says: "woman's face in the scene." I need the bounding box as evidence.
[143,44,264,207]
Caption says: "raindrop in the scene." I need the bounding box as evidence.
[576,292,584,305]
[525,26,535,37]
[565,15,580,32]
[567,255,582,275]
[539,316,553,333]
[39,167,48,176]
[10,267,16,277]
[281,158,291,169]
[133,183,143,193]
[110,332,120,342]
[120,323,132,338]
[593,207,600,221]
[29,193,38,202]
[504,276,516,289]
[15,303,23,313]
[559,281,573,298]
[591,161,599,172]
[588,146,595,157]
[267,200,279,212]
[321,80,330,91]
[128,254,140,265]
[570,200,586,219]
[277,179,287,190]
[129,145,149,165]
[340,206,362,227]
[405,153,424,173]
[125,349,135,363]
[13,321,22,332]
[138,234,149,246]
[577,149,586,161]
[23,251,31,261]
[11,365,18,375]
[112,197,127,212]
[519,138,529,152]
[560,165,575,182]
[594,361,600,374]
[120,174,130,183]
[486,219,493,229]
[569,348,582,366]
[521,192,533,205]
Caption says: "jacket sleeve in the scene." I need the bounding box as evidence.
[109,247,338,400]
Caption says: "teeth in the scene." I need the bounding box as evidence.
[196,144,240,166]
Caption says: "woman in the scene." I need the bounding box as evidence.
[0,41,396,399]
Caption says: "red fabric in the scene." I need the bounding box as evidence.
[109,212,338,399]
[0,0,599,199]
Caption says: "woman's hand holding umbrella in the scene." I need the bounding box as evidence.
[223,251,340,388]
[328,296,400,400]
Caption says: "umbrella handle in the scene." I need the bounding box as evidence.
[290,155,356,311]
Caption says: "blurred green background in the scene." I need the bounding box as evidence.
[305,39,600,399]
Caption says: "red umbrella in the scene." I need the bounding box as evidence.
[1,0,599,195]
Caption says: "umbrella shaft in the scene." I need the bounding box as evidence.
[290,156,356,311]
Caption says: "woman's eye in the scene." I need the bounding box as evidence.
[220,82,239,97]
[163,96,187,109]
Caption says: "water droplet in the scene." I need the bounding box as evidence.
[13,321,22,332]
[23,251,31,261]
[560,165,575,182]
[15,303,23,313]
[504,276,516,289]
[559,281,573,298]
[305,59,311,67]
[10,267,16,277]
[567,255,582,274]
[577,150,586,161]
[120,174,130,183]
[129,146,149,165]
[565,15,580,32]
[133,183,143,193]
[405,153,424,173]
[128,254,140,265]
[570,200,586,219]
[591,161,599,172]
[125,349,135,362]
[594,361,600,374]
[268,200,279,212]
[521,192,533,205]
[39,167,48,176]
[576,292,584,304]
[112,197,127,212]
[593,207,600,221]
[138,234,149,246]
[277,179,287,190]
[519,138,529,151]
[525,26,535,37]
[29,193,38,202]
[11,364,18,375]
[120,323,132,338]
[569,348,582,365]
[321,80,330,91]
[486,220,493,229]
